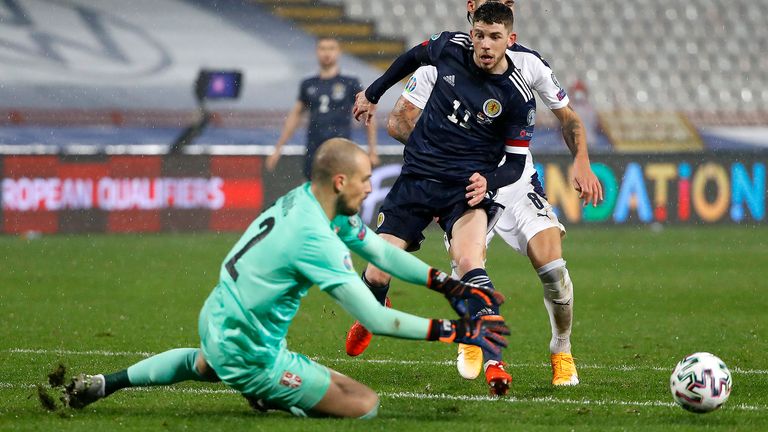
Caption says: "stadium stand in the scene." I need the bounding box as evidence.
[341,0,768,113]
[254,0,407,70]
[0,0,401,152]
[0,0,766,152]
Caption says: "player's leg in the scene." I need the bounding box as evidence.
[345,234,407,356]
[527,227,579,386]
[495,178,578,385]
[449,209,511,395]
[346,175,431,356]
[309,370,380,418]
[242,348,379,419]
[64,348,219,408]
[361,233,407,304]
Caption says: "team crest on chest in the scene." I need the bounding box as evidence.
[482,99,502,118]
[332,83,346,100]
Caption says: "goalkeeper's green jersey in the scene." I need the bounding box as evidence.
[201,183,432,366]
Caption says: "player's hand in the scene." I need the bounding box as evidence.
[466,172,487,206]
[572,157,603,207]
[353,91,377,126]
[427,268,504,316]
[431,316,510,355]
[265,152,280,172]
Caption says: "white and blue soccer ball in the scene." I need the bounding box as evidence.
[670,352,732,413]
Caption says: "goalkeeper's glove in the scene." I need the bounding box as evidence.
[427,315,510,355]
[426,268,505,316]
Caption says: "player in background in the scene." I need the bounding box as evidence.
[386,0,604,386]
[349,3,531,395]
[266,37,379,179]
[63,138,508,419]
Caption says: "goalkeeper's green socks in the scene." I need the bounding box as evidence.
[104,348,205,396]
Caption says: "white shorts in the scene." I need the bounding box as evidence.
[487,152,565,256]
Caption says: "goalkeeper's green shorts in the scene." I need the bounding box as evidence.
[198,302,331,411]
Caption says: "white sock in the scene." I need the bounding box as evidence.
[537,259,573,354]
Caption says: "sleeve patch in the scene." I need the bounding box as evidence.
[343,253,354,271]
[357,225,367,241]
[405,75,417,93]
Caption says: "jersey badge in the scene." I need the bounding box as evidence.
[551,73,562,89]
[475,112,493,125]
[405,76,417,93]
[527,108,536,126]
[279,371,302,389]
[348,216,359,227]
[343,253,354,271]
[357,225,367,241]
[332,83,346,100]
[482,99,503,118]
[442,75,455,87]
[430,33,440,40]
[307,86,317,96]
[376,212,385,228]
[557,88,567,101]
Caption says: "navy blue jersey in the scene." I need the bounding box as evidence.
[403,32,536,183]
[298,74,362,149]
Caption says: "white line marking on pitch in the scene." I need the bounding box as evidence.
[2,383,765,411]
[5,348,768,375]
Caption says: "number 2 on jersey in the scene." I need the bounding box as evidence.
[318,94,330,114]
[226,217,275,281]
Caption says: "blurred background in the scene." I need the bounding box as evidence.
[1,0,766,234]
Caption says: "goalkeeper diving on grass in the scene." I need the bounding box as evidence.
[63,138,509,419]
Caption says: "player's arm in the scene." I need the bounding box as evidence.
[551,105,603,207]
[386,96,422,144]
[266,101,305,171]
[337,217,504,313]
[365,115,380,166]
[327,280,509,354]
[363,43,432,104]
[354,35,448,124]
[352,78,380,165]
[467,133,530,203]
[464,151,526,207]
[526,56,603,207]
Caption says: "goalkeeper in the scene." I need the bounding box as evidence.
[64,138,509,419]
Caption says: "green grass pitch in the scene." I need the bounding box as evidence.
[1,226,767,431]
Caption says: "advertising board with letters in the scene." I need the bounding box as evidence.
[1,153,765,234]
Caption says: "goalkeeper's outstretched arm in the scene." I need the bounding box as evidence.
[327,280,509,354]
[340,221,505,313]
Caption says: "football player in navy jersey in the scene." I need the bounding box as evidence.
[348,2,527,395]
[376,0,603,388]
[267,37,379,179]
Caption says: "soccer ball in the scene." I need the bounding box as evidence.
[670,352,732,413]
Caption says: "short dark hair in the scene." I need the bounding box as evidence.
[467,0,516,24]
[473,1,514,31]
[316,36,339,46]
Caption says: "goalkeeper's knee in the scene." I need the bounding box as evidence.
[537,258,573,305]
